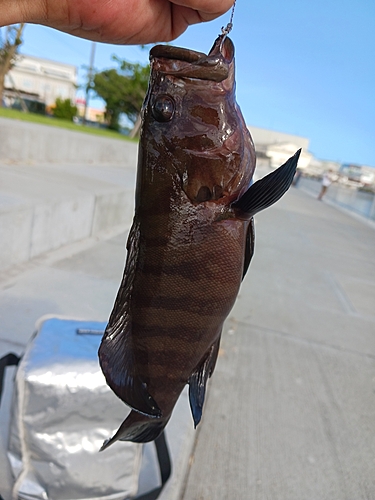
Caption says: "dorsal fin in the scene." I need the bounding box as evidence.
[99,220,161,418]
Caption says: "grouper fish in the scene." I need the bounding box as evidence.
[98,34,300,449]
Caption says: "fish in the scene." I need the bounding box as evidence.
[98,34,300,449]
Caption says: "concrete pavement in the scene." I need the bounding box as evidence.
[181,184,375,500]
[1,158,375,499]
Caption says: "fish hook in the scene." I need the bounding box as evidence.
[220,0,236,48]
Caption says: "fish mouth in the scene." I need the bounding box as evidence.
[150,35,234,82]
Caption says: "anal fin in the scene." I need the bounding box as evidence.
[100,411,168,449]
[188,337,221,428]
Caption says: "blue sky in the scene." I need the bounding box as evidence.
[7,0,375,166]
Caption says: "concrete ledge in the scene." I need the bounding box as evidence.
[92,190,135,235]
[0,188,136,271]
[0,117,137,166]
[1,161,139,275]
[1,207,32,267]
[0,119,140,271]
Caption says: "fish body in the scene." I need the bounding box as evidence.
[99,36,300,448]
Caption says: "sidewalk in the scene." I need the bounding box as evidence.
[1,176,375,499]
[181,185,375,499]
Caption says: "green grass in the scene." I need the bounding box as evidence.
[0,107,135,142]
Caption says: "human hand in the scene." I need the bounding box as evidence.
[1,0,234,44]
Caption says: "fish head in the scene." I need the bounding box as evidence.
[140,36,255,205]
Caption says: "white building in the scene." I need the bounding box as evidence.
[248,125,310,152]
[339,164,375,187]
[308,158,341,177]
[360,167,375,186]
[248,125,312,170]
[265,142,313,170]
[4,54,77,107]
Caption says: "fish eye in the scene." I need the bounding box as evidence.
[151,95,175,122]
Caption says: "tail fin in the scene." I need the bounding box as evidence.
[232,149,301,219]
[100,411,169,450]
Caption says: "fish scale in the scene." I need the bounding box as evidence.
[98,34,300,449]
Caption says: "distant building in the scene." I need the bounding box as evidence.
[248,125,310,152]
[339,164,375,187]
[3,54,77,109]
[265,142,313,170]
[339,164,362,183]
[360,167,375,186]
[248,125,312,170]
[246,125,375,186]
[75,97,106,124]
[307,158,341,177]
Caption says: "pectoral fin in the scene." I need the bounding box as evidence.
[99,220,161,418]
[233,149,301,219]
[188,337,221,428]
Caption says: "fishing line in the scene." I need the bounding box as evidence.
[221,0,237,37]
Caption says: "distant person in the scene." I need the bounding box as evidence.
[0,0,234,45]
[318,169,334,200]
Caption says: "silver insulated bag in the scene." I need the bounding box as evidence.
[0,317,170,500]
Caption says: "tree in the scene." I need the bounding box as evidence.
[0,24,25,106]
[52,97,78,121]
[92,56,149,134]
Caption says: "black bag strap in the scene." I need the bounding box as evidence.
[0,353,21,500]
[135,431,172,500]
[0,352,21,407]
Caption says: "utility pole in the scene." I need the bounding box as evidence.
[0,24,25,106]
[82,41,96,125]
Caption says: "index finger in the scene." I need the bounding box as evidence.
[171,0,235,21]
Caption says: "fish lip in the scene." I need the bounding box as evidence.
[150,36,234,83]
[150,45,208,64]
[150,36,234,63]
